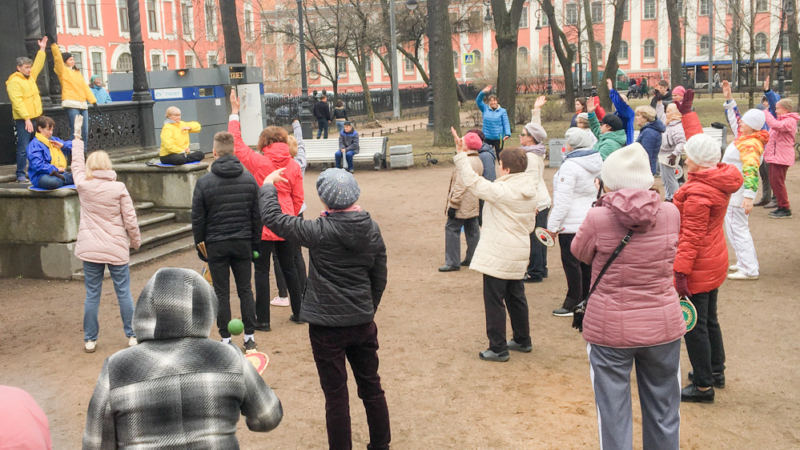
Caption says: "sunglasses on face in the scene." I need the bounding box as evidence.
[520,131,530,137]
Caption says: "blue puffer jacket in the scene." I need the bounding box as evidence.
[90,84,113,104]
[636,119,666,174]
[476,91,511,140]
[610,89,635,145]
[27,136,72,188]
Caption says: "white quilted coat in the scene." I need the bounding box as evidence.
[547,149,603,234]
[454,152,538,280]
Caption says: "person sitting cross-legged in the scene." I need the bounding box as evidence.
[159,106,205,165]
[27,115,73,190]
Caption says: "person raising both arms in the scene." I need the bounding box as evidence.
[51,43,98,142]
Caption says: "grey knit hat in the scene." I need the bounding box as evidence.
[317,168,361,209]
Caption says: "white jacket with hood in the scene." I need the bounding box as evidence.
[547,148,604,234]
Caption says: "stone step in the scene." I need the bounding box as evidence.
[134,222,193,253]
[71,236,195,280]
[137,212,176,231]
[133,201,155,213]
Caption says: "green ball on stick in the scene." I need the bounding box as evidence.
[227,319,245,336]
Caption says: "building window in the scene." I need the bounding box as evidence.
[453,51,459,72]
[87,0,99,29]
[205,0,216,40]
[67,0,79,28]
[72,51,84,73]
[309,58,319,75]
[118,0,129,31]
[619,41,629,60]
[699,35,710,54]
[473,49,482,70]
[517,47,529,66]
[644,39,656,58]
[151,54,162,71]
[566,3,578,25]
[595,43,604,64]
[782,33,789,52]
[184,54,194,68]
[404,57,414,73]
[247,53,255,67]
[182,2,193,35]
[541,10,549,26]
[756,0,768,12]
[147,0,158,33]
[699,0,709,15]
[519,7,528,28]
[338,57,347,74]
[755,33,767,53]
[267,61,276,77]
[591,2,603,23]
[244,9,253,40]
[542,45,552,67]
[91,52,103,76]
[364,56,372,74]
[643,0,656,19]
[622,0,629,21]
[468,10,482,32]
[116,53,132,71]
[208,54,217,66]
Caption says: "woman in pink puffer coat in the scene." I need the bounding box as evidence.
[571,143,685,450]
[70,116,141,353]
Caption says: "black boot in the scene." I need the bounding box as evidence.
[681,384,715,403]
[689,371,725,389]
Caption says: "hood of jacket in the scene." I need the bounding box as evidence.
[341,130,358,138]
[642,119,666,134]
[600,129,628,146]
[565,149,603,175]
[263,142,292,168]
[597,189,661,231]
[91,169,117,182]
[687,163,743,195]
[495,171,537,198]
[325,211,376,252]
[478,142,496,158]
[211,154,244,178]
[6,71,29,84]
[132,268,217,342]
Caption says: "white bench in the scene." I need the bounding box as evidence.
[304,136,389,170]
[632,126,728,151]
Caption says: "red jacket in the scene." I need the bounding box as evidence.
[230,117,304,241]
[673,163,743,294]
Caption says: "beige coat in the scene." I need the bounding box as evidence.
[446,150,483,219]
[454,152,538,280]
[72,139,141,265]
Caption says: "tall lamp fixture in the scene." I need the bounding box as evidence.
[296,0,313,139]
[535,9,552,95]
[778,1,792,97]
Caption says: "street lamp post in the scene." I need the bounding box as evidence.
[296,0,313,139]
[535,10,552,95]
[406,0,433,129]
[778,5,787,98]
[390,0,400,118]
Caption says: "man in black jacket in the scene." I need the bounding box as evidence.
[313,95,332,139]
[651,80,673,109]
[259,167,390,450]
[191,131,263,351]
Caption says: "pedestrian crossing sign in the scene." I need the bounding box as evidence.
[463,53,475,65]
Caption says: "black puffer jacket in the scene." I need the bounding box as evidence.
[259,184,387,327]
[192,155,261,249]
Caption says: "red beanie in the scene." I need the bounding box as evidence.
[464,132,483,150]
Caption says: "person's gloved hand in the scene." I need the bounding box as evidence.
[674,271,692,299]
[197,249,208,262]
[73,114,84,140]
[447,207,457,219]
[252,251,260,261]
[668,155,678,166]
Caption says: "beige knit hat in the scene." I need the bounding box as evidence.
[601,143,655,191]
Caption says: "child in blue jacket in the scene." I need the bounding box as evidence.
[477,85,511,156]
[27,115,74,189]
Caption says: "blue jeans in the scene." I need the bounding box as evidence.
[66,108,89,143]
[317,118,329,139]
[15,120,34,178]
[335,121,345,135]
[83,261,135,341]
[37,172,74,190]
[335,150,355,171]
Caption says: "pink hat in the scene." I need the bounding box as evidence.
[672,86,686,98]
[464,132,483,150]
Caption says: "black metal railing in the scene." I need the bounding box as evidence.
[48,102,144,152]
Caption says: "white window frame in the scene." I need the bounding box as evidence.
[309,57,320,78]
[266,60,277,79]
[566,3,578,25]
[145,0,164,39]
[517,47,529,66]
[644,39,656,61]
[519,6,528,28]
[115,0,130,38]
[84,0,104,36]
[246,52,256,68]
[181,1,194,39]
[205,0,217,42]
[67,45,89,81]
[337,57,348,75]
[453,51,459,73]
[699,0,709,16]
[183,51,196,68]
[591,1,603,23]
[643,0,656,20]
[755,0,768,13]
[89,47,107,82]
[244,3,254,41]
[618,41,629,61]
[404,56,415,74]
[165,50,180,70]
[754,33,768,53]
[64,0,84,35]
[207,51,218,67]
[149,50,166,71]
[364,55,372,75]
[473,49,483,71]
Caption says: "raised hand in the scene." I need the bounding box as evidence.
[451,127,465,152]
[534,95,547,110]
[586,97,596,113]
[763,76,770,92]
[230,89,240,114]
[482,85,492,94]
[606,78,613,91]
[263,167,287,186]
[722,80,732,101]
[38,36,48,50]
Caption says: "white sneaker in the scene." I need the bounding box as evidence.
[128,336,138,347]
[727,272,758,280]
[84,340,97,353]
[728,265,740,272]
[270,296,290,307]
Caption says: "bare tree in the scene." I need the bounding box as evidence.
[219,0,242,63]
[541,0,577,111]
[577,0,598,90]
[490,0,525,125]
[598,0,626,109]
[428,0,462,146]
[666,0,683,88]
[787,1,800,95]
[181,0,227,68]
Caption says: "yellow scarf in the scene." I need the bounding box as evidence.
[35,133,67,170]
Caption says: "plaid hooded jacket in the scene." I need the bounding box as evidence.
[82,268,282,450]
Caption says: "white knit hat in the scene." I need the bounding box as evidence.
[601,143,655,191]
[742,109,766,131]
[684,133,721,167]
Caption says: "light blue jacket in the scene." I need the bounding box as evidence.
[476,91,511,140]
[90,84,113,104]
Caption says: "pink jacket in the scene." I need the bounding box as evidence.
[0,386,52,450]
[571,189,686,348]
[72,139,141,265]
[763,110,799,167]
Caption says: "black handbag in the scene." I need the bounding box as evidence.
[572,229,635,332]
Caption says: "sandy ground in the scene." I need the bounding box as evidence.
[1,163,800,449]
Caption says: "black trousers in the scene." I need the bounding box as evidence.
[206,240,257,338]
[483,274,531,354]
[759,161,772,201]
[316,118,329,139]
[160,150,204,165]
[526,207,550,280]
[684,289,726,388]
[254,239,304,324]
[309,322,391,450]
[559,233,592,311]
[274,213,308,298]
[485,138,503,158]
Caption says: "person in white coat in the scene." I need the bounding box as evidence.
[452,128,538,362]
[548,128,604,316]
[522,96,553,283]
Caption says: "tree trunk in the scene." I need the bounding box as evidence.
[788,2,800,95]
[769,41,781,87]
[218,0,242,64]
[346,52,376,121]
[583,0,598,90]
[599,0,626,110]
[428,0,461,146]
[542,0,576,112]
[491,0,525,127]
[749,0,755,108]
[666,0,683,88]
[398,46,429,84]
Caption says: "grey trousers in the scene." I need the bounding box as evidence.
[444,217,480,267]
[587,339,681,450]
[660,163,680,201]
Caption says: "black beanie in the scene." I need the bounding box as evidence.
[602,114,624,131]
[62,52,73,63]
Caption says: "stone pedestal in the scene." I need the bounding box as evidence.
[114,162,209,222]
[389,145,414,169]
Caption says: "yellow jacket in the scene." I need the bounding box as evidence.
[160,121,201,156]
[5,50,45,120]
[52,45,96,107]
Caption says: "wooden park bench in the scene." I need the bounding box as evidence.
[304,136,389,170]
